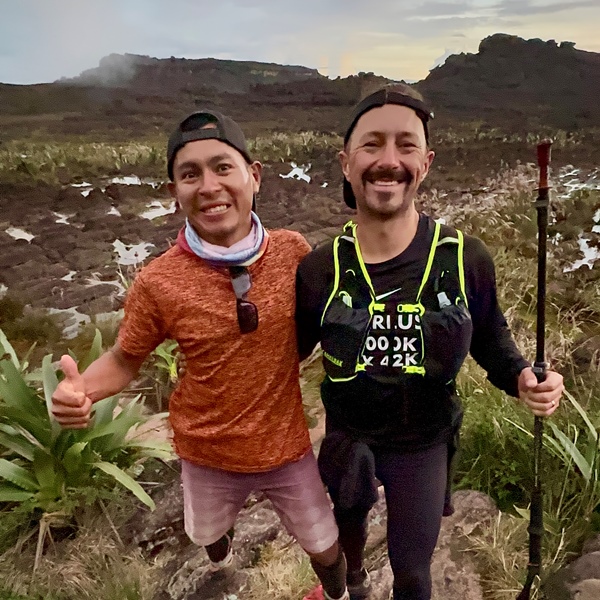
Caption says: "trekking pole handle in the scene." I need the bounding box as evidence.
[537,140,552,190]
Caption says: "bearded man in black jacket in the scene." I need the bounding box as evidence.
[296,84,564,600]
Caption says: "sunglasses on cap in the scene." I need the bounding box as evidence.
[229,266,259,334]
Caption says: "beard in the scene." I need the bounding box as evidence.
[358,167,418,220]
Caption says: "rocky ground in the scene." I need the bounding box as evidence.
[122,440,600,600]
[0,160,354,327]
[2,148,598,337]
[126,473,497,600]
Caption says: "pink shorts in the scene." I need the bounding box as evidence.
[181,451,338,554]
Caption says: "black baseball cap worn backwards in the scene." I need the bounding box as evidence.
[167,110,251,180]
[342,88,434,208]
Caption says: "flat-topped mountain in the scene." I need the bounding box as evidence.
[418,34,600,128]
[1,34,598,135]
[65,53,323,94]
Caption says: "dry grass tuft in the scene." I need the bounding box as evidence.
[0,502,164,600]
[244,537,316,600]
[467,512,534,600]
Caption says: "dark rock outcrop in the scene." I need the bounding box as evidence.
[65,53,323,95]
[419,34,600,129]
[545,541,600,600]
[2,34,598,132]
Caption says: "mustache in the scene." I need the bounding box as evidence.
[364,168,413,185]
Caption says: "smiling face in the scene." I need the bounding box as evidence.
[340,104,435,220]
[168,137,261,247]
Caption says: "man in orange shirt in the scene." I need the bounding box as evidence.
[51,110,349,600]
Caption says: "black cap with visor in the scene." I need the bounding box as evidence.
[167,110,252,181]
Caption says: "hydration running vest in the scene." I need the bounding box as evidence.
[320,220,473,384]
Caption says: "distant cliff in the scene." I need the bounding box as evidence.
[65,53,323,94]
[1,35,598,132]
[418,34,600,128]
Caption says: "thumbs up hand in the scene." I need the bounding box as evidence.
[51,355,93,429]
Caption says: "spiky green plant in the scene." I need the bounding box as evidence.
[0,329,174,569]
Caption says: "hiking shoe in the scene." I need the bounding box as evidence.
[302,584,350,600]
[208,547,233,573]
[208,530,234,574]
[347,568,372,599]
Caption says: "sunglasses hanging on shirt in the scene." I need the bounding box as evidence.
[229,266,259,334]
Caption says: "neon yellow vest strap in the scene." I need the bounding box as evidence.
[415,221,441,302]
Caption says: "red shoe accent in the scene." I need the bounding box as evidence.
[303,585,325,600]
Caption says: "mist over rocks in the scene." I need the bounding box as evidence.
[66,53,323,95]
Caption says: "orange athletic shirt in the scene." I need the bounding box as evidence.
[118,230,312,472]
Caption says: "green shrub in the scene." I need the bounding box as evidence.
[0,329,174,567]
[0,298,24,326]
[2,313,63,347]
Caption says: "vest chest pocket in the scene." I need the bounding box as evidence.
[421,301,472,381]
[320,297,373,380]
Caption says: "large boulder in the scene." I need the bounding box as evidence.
[67,248,114,272]
[52,185,87,212]
[430,490,497,600]
[545,545,600,600]
[0,239,47,270]
[359,489,495,600]
[1,257,53,286]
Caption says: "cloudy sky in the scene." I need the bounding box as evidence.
[1,0,598,84]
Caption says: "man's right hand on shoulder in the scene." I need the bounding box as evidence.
[51,355,93,429]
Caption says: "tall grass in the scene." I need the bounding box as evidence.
[430,125,600,148]
[0,141,164,183]
[0,132,342,184]
[3,125,597,184]
[248,131,341,163]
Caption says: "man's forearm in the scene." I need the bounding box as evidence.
[471,323,529,397]
[82,345,145,402]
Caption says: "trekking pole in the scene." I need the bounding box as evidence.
[517,139,552,600]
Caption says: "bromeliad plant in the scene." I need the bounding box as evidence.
[0,329,174,568]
